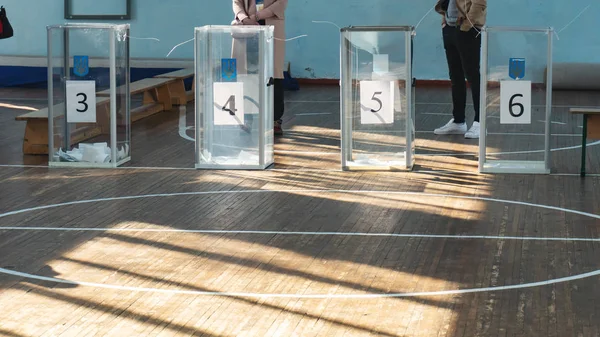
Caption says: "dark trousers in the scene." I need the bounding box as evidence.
[274,78,284,121]
[442,25,481,123]
[258,19,284,122]
[243,39,284,122]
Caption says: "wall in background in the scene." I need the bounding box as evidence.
[0,0,598,80]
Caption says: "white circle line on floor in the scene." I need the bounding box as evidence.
[0,266,598,299]
[2,227,600,242]
[1,189,599,220]
[0,164,599,176]
[174,109,600,156]
[1,190,600,299]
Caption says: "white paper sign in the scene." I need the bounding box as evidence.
[360,80,395,124]
[66,80,96,123]
[500,80,531,124]
[213,82,244,125]
[238,74,259,115]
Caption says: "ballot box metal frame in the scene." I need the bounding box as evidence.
[47,23,131,168]
[478,26,554,174]
[194,25,275,170]
[340,25,415,171]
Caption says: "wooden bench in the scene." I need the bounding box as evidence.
[569,108,600,177]
[97,77,175,123]
[17,77,176,155]
[154,68,195,105]
[15,97,111,155]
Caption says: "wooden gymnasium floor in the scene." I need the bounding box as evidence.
[0,84,600,336]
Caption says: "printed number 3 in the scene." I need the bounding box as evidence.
[370,91,382,113]
[76,92,88,113]
[509,93,524,117]
[222,95,237,116]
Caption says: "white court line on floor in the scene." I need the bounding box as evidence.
[0,164,47,168]
[3,227,600,242]
[362,129,583,137]
[421,112,495,117]
[275,150,338,155]
[175,101,590,157]
[121,166,198,171]
[540,120,567,125]
[3,137,600,169]
[120,166,341,172]
[491,140,600,155]
[286,100,338,103]
[1,266,598,299]
[1,164,598,175]
[286,100,595,109]
[1,189,598,223]
[0,164,341,172]
[2,97,596,110]
[418,152,475,157]
[295,113,332,116]
[3,136,600,170]
[422,113,572,126]
[0,189,599,298]
[417,131,579,137]
[178,106,194,142]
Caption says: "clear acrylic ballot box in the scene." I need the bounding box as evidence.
[47,23,131,168]
[479,26,553,174]
[194,25,275,170]
[340,26,415,171]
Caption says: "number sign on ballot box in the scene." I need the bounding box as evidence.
[66,80,96,123]
[360,80,395,125]
[213,82,244,125]
[500,80,531,124]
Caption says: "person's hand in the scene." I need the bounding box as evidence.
[242,17,259,25]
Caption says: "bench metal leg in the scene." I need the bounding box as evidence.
[581,114,588,177]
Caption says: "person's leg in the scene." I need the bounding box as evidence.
[456,27,482,139]
[273,78,284,135]
[457,28,482,122]
[240,37,259,133]
[446,27,467,123]
[434,25,468,135]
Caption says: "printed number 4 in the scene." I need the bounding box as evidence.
[222,95,237,116]
[370,91,382,113]
[76,92,88,113]
[509,93,524,117]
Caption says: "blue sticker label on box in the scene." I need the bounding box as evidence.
[221,58,237,82]
[73,55,89,77]
[509,58,525,80]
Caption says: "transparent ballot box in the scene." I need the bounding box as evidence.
[340,26,415,171]
[47,23,131,168]
[479,26,553,174]
[195,25,274,170]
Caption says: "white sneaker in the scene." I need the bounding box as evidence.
[434,119,467,135]
[464,121,480,139]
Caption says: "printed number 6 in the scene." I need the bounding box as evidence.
[370,91,383,113]
[509,93,524,117]
[76,92,88,113]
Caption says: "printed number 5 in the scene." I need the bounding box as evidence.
[222,95,237,116]
[370,91,382,113]
[76,92,88,113]
[509,93,524,117]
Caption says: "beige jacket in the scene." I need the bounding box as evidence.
[435,0,487,32]
[232,0,287,78]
